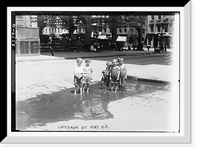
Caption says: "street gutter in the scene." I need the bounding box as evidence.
[127,75,170,85]
[63,52,168,60]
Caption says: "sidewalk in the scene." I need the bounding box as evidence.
[16,49,171,62]
[16,54,64,62]
[42,50,154,59]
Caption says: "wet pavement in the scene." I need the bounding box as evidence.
[16,79,167,131]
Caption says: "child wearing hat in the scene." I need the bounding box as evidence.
[83,58,93,92]
[74,58,84,94]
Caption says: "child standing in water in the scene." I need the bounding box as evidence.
[101,61,112,90]
[110,59,120,92]
[118,58,127,90]
[83,59,93,92]
[74,58,84,94]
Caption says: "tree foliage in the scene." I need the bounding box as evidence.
[37,15,85,38]
[117,15,147,27]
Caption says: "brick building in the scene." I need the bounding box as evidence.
[145,15,174,49]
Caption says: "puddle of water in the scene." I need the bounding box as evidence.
[16,79,166,130]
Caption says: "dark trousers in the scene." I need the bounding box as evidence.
[50,48,54,56]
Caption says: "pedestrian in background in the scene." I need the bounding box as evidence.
[48,36,54,56]
[90,44,96,52]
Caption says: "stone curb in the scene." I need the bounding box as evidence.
[17,51,170,62]
[127,75,170,85]
[16,57,65,62]
[63,52,168,59]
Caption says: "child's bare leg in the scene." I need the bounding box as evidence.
[120,77,123,91]
[82,83,85,92]
[79,78,83,94]
[74,86,77,94]
[80,93,83,100]
[115,83,118,92]
[106,84,109,91]
[100,76,105,90]
[86,83,89,92]
[74,78,77,95]
[106,76,110,91]
[111,83,114,92]
[80,87,83,94]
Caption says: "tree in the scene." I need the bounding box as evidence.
[37,15,57,42]
[59,15,84,38]
[117,15,147,50]
[37,15,86,40]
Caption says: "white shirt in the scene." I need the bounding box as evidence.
[74,65,84,77]
[83,65,93,74]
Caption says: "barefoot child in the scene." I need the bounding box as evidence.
[101,61,112,90]
[83,59,93,92]
[118,58,127,91]
[74,58,84,94]
[110,59,120,92]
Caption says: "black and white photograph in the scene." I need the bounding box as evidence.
[13,11,179,131]
[11,9,181,132]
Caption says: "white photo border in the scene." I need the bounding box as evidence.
[3,3,191,144]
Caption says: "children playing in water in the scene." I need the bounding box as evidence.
[73,57,127,95]
[100,58,127,92]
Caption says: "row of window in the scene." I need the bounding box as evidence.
[149,15,174,24]
[149,24,173,33]
[42,27,86,34]
[150,15,162,20]
[42,26,145,36]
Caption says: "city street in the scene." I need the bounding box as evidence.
[16,52,179,132]
[88,55,168,65]
[41,50,171,65]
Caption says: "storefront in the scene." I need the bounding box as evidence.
[16,26,40,55]
[144,32,173,50]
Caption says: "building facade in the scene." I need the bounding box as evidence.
[145,15,174,48]
[15,15,40,55]
[147,15,174,33]
[16,15,38,28]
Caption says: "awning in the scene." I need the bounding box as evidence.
[116,36,127,42]
[162,33,173,38]
[97,35,107,39]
